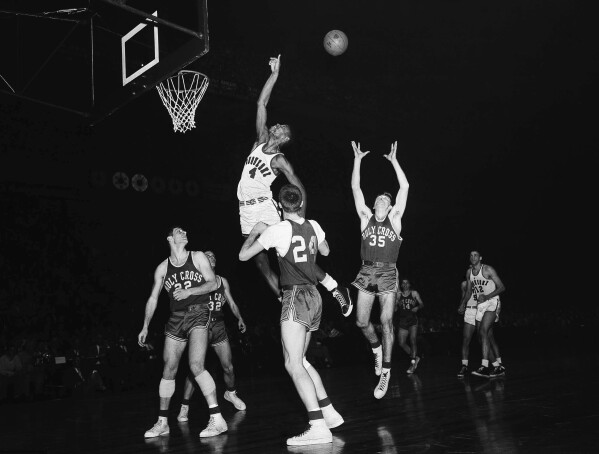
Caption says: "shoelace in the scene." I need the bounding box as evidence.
[373,352,381,369]
[292,426,313,439]
[205,417,216,431]
[378,373,389,390]
[332,290,346,307]
[152,421,165,431]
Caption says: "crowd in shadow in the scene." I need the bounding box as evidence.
[2,298,596,405]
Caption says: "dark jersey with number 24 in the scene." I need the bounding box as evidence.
[278,220,320,287]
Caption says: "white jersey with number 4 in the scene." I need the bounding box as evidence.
[237,143,282,201]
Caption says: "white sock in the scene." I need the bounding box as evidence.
[462,360,468,366]
[492,361,500,367]
[482,359,489,367]
[496,357,502,364]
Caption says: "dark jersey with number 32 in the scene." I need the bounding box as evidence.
[278,220,320,287]
[208,276,227,322]
[360,215,403,264]
[162,252,210,312]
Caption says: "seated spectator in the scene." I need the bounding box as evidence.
[0,344,25,401]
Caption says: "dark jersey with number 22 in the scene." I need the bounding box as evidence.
[162,252,210,312]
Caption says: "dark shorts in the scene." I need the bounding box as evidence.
[397,314,419,330]
[164,304,210,343]
[281,284,322,332]
[352,264,398,296]
[209,318,228,347]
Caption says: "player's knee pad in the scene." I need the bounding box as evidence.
[303,357,313,370]
[195,370,216,396]
[159,378,176,398]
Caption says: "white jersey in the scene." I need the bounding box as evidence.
[470,265,498,304]
[237,143,282,201]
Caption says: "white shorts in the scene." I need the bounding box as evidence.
[475,297,499,323]
[464,307,477,326]
[239,199,281,235]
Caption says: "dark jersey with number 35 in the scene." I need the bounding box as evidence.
[162,252,210,312]
[278,220,320,287]
[360,215,403,264]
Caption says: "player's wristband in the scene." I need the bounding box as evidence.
[320,273,337,292]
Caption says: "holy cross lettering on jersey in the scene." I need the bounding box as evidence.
[163,270,203,292]
[245,155,273,179]
[208,289,226,312]
[361,224,398,247]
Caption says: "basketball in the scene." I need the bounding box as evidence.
[323,30,348,56]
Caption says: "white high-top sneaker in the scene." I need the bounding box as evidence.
[224,390,247,411]
[373,347,383,376]
[286,421,332,446]
[144,419,170,438]
[322,406,344,429]
[199,415,228,438]
[177,404,189,422]
[374,369,390,399]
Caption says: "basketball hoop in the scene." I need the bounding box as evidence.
[157,70,209,133]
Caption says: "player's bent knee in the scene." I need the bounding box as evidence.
[356,319,369,330]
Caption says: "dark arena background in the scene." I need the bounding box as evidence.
[0,1,596,453]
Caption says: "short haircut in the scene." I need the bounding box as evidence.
[376,192,393,202]
[281,124,293,147]
[279,184,303,213]
[166,226,183,238]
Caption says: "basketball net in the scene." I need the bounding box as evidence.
[157,70,209,133]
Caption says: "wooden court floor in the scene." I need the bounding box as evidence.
[0,354,596,454]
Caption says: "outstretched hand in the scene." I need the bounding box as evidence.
[383,141,398,162]
[351,141,370,160]
[269,55,281,74]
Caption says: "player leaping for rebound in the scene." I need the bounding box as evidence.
[236,54,352,316]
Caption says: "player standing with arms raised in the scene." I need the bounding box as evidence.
[351,141,409,399]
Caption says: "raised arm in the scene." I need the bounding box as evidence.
[271,154,308,218]
[351,141,372,224]
[384,141,410,225]
[239,222,268,261]
[255,55,281,145]
[221,277,246,333]
[172,252,218,301]
[138,260,167,346]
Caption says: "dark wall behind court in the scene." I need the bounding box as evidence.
[0,0,593,334]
